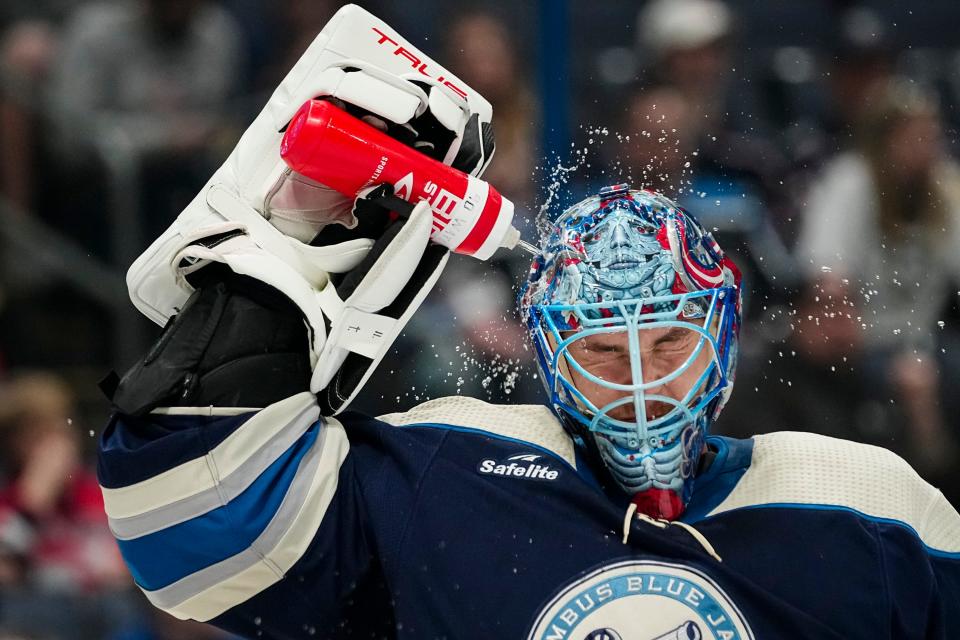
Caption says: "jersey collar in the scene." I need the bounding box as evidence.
[680,435,755,523]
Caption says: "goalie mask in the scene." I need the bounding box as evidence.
[520,185,741,520]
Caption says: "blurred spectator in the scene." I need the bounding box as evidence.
[0,372,136,640]
[0,0,80,212]
[798,80,960,359]
[47,0,245,243]
[445,11,538,210]
[636,0,767,137]
[0,372,126,592]
[427,11,539,404]
[49,0,243,157]
[0,20,58,212]
[617,83,797,323]
[619,85,695,194]
[638,0,730,121]
[720,278,887,445]
[796,78,960,484]
[822,7,895,150]
[721,277,960,505]
[626,0,796,325]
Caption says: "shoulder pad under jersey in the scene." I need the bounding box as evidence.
[709,431,960,555]
[378,397,577,468]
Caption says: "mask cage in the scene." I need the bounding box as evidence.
[528,287,737,450]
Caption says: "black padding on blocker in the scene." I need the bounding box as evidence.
[480,120,495,169]
[111,267,311,415]
[451,113,483,174]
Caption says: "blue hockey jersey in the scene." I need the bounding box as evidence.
[97,394,960,639]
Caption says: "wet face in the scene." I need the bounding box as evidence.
[563,323,715,423]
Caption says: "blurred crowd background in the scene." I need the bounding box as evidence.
[1,0,960,637]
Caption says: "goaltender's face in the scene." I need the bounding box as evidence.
[563,322,715,424]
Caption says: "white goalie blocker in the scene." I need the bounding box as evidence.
[124,4,495,410]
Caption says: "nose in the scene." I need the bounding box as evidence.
[639,361,676,421]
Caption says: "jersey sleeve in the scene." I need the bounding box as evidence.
[97,392,387,638]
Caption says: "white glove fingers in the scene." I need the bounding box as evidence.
[274,63,428,131]
[347,200,434,312]
[425,83,469,134]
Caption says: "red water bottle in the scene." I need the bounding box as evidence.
[280,100,519,260]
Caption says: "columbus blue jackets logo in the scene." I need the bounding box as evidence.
[477,453,560,481]
[528,561,753,640]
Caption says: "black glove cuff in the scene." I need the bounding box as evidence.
[107,265,311,415]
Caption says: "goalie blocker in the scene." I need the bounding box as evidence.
[120,4,501,416]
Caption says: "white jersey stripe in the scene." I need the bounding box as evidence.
[108,408,321,539]
[150,417,350,621]
[102,393,319,520]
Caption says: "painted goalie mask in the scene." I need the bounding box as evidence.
[520,185,742,520]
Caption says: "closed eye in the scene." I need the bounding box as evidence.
[652,327,688,347]
[577,345,624,355]
[597,345,624,353]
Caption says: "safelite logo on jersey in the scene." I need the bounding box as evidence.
[478,453,560,481]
